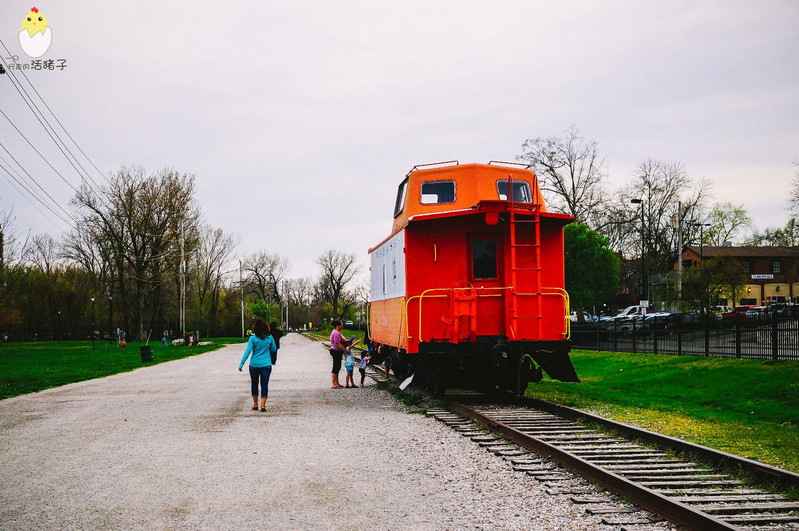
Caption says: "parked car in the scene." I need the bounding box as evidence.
[722,305,753,320]
[745,306,767,319]
[712,305,733,319]
[764,303,799,317]
[644,312,679,330]
[617,305,646,318]
[570,311,597,322]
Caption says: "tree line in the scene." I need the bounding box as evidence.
[520,126,799,315]
[1,130,796,340]
[0,167,363,342]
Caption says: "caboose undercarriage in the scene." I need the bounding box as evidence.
[373,336,578,395]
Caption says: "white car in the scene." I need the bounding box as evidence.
[570,312,596,322]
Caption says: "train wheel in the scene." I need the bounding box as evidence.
[428,367,446,396]
[512,353,525,395]
[526,354,543,383]
[514,354,540,396]
[391,350,407,381]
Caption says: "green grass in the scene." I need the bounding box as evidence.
[0,337,247,399]
[527,349,799,473]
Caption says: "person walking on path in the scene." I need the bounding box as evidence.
[238,319,277,412]
[329,320,346,389]
[270,321,283,365]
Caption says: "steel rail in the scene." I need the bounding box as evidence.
[518,395,799,491]
[445,399,743,531]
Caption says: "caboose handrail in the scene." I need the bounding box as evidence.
[514,288,570,339]
[488,160,532,169]
[406,286,512,341]
[405,286,570,342]
[406,160,459,177]
[405,289,450,341]
[397,297,406,347]
[541,287,570,339]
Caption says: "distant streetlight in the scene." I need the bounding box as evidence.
[57,310,61,344]
[692,222,711,260]
[91,297,96,351]
[631,199,645,300]
[108,296,113,339]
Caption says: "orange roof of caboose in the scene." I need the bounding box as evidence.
[390,161,547,234]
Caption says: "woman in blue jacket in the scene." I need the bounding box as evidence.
[238,319,277,412]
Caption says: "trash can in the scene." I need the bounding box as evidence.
[140,345,153,363]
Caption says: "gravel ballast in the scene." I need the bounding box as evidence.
[1,334,639,529]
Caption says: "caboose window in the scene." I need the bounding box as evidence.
[394,178,409,217]
[497,180,532,203]
[420,180,456,204]
[472,239,498,280]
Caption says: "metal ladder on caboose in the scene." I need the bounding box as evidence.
[506,175,543,340]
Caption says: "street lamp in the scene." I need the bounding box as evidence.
[692,222,710,260]
[57,310,61,344]
[630,199,645,301]
[108,296,113,339]
[91,297,95,351]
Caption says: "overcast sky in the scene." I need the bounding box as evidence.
[1,1,797,282]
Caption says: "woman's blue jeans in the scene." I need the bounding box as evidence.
[249,365,272,398]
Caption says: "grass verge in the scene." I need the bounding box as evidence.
[0,337,247,400]
[527,349,799,473]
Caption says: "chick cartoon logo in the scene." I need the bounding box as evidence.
[19,6,51,58]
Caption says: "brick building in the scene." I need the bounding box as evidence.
[678,245,799,305]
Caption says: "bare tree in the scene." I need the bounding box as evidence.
[315,249,360,319]
[0,208,30,278]
[617,160,711,298]
[517,126,607,225]
[0,209,31,333]
[284,277,313,307]
[69,167,200,339]
[27,234,60,277]
[193,225,239,335]
[242,251,290,305]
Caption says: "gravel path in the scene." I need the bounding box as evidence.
[1,334,619,530]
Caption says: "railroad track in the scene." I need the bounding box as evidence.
[308,335,799,528]
[427,394,799,531]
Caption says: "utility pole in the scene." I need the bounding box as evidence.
[180,219,185,337]
[676,201,683,304]
[631,199,645,301]
[239,260,244,338]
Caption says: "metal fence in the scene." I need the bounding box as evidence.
[569,317,799,360]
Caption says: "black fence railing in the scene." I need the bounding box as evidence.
[570,316,799,361]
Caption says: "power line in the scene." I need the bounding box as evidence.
[0,39,107,196]
[9,55,106,190]
[0,158,74,230]
[0,39,111,231]
[0,139,75,224]
[0,107,79,196]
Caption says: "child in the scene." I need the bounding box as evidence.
[343,336,360,388]
[358,346,371,388]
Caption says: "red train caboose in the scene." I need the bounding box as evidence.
[368,161,579,394]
